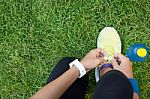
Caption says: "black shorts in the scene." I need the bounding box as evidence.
[46,57,133,99]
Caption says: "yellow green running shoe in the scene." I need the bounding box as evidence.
[97,27,121,62]
[95,27,121,82]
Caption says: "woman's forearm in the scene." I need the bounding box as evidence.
[31,66,80,99]
[30,48,106,99]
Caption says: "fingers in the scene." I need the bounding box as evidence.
[114,53,128,61]
[94,48,106,64]
[91,48,104,57]
[95,57,105,66]
[111,58,118,67]
[99,57,105,63]
[93,48,102,53]
[113,53,131,66]
[91,48,107,56]
[118,53,127,60]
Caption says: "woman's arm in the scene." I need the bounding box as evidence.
[111,53,139,99]
[31,48,105,99]
[31,66,79,99]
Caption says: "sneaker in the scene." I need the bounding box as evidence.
[95,27,121,82]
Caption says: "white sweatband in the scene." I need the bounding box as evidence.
[69,59,86,78]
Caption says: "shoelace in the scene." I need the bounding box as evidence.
[101,42,114,63]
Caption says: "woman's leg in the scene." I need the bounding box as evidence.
[46,57,88,99]
[93,70,133,99]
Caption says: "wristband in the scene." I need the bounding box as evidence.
[128,78,140,96]
[99,63,113,71]
[69,59,86,78]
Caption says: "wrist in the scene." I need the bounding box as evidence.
[71,65,80,75]
[69,59,86,78]
[80,60,90,73]
[126,72,133,78]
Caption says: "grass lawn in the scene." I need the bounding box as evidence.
[0,0,150,98]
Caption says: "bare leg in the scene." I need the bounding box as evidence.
[100,67,113,76]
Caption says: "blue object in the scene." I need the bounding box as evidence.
[126,44,148,62]
[128,78,140,96]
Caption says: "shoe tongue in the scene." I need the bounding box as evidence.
[104,47,114,56]
[100,45,114,63]
[101,43,114,56]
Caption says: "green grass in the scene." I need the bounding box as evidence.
[0,0,150,98]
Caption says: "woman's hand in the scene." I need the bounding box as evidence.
[80,48,105,72]
[111,53,133,78]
